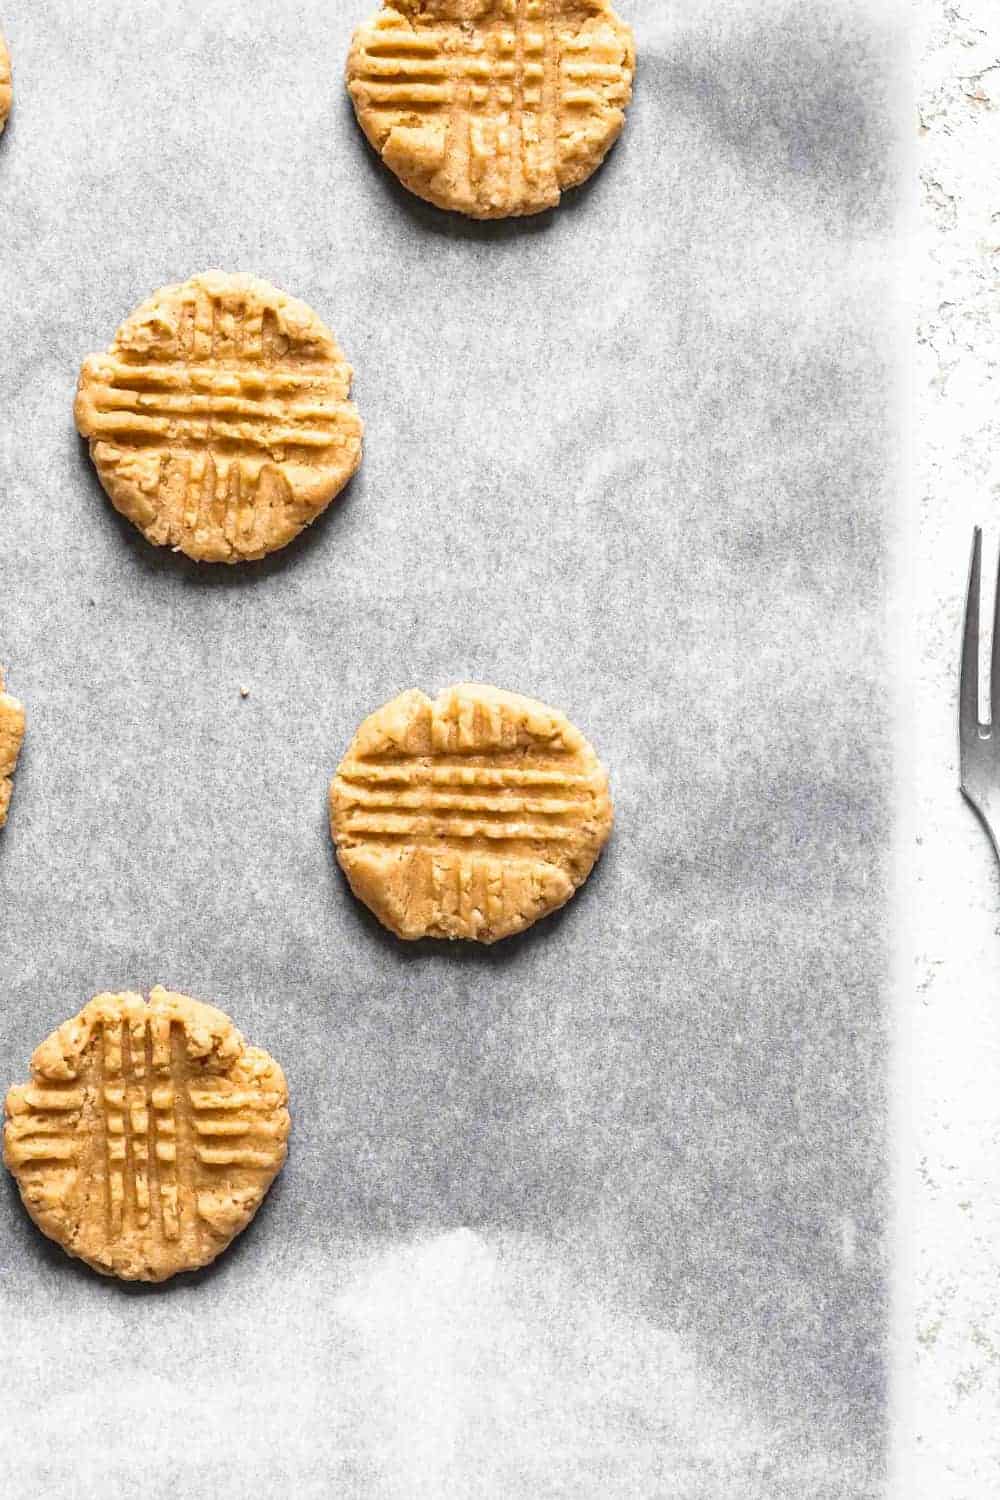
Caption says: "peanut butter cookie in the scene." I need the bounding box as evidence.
[75,272,364,563]
[330,683,613,942]
[0,670,25,829]
[0,31,11,134]
[4,987,290,1281]
[347,0,635,219]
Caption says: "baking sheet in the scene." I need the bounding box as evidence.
[0,1,901,1495]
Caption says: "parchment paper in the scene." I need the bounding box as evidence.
[0,1,902,1495]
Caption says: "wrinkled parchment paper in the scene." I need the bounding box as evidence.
[0,1,901,1494]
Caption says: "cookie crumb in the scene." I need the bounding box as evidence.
[240,685,250,699]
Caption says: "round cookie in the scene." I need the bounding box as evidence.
[330,683,613,942]
[74,272,364,563]
[4,987,290,1281]
[0,31,11,133]
[0,669,25,829]
[346,0,636,219]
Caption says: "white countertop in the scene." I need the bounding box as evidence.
[912,0,1000,1492]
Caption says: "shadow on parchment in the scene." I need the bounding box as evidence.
[639,0,899,233]
[72,434,365,590]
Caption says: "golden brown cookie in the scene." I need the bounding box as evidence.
[74,272,364,563]
[0,670,25,829]
[330,683,613,942]
[346,0,636,219]
[0,31,11,134]
[4,987,289,1281]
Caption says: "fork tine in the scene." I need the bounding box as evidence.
[961,526,983,743]
[989,532,1000,733]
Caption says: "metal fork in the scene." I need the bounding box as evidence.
[960,527,1000,855]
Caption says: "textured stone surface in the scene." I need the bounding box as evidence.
[914,1,1000,1494]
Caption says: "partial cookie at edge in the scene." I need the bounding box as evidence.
[0,670,25,829]
[0,32,11,134]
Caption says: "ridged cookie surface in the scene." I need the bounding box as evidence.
[0,670,25,829]
[330,684,613,942]
[347,0,635,219]
[4,987,289,1281]
[74,272,364,563]
[0,32,10,133]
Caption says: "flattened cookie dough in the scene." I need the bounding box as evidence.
[0,670,25,829]
[0,31,10,134]
[330,683,613,942]
[347,0,636,219]
[75,271,364,563]
[4,987,290,1281]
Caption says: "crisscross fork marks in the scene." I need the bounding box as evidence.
[4,989,290,1280]
[75,272,364,562]
[189,1086,287,1169]
[336,753,594,855]
[101,1016,127,1236]
[347,0,633,218]
[356,3,562,212]
[330,685,614,942]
